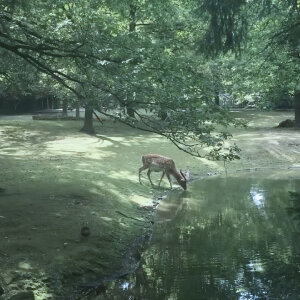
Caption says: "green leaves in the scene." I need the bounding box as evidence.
[196,0,248,56]
[0,0,249,159]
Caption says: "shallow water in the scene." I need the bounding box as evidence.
[98,172,300,300]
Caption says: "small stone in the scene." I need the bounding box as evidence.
[81,226,90,237]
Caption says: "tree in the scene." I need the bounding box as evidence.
[0,0,244,159]
[196,0,248,57]
[199,0,300,125]
[249,0,300,126]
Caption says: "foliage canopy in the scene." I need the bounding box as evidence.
[0,0,299,158]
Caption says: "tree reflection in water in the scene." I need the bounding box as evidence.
[98,176,300,300]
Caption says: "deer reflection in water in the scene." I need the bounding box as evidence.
[156,190,191,223]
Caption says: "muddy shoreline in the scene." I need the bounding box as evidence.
[72,197,159,300]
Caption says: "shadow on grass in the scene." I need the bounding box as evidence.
[0,158,156,298]
[0,117,202,298]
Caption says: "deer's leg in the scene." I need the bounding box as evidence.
[158,171,165,186]
[166,172,172,189]
[147,169,154,186]
[139,166,148,184]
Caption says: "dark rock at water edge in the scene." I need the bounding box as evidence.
[276,119,295,128]
[7,291,35,300]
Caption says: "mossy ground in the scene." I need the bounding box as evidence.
[0,110,299,299]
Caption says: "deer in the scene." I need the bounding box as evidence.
[138,154,187,190]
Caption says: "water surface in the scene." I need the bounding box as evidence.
[98,172,300,300]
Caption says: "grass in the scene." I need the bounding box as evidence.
[0,110,299,299]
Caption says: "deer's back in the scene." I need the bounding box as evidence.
[142,154,175,171]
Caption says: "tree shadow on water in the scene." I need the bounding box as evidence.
[286,191,300,228]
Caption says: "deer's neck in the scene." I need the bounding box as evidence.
[171,169,183,182]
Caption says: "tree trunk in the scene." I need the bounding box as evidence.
[158,109,168,120]
[125,5,137,119]
[129,5,136,32]
[80,106,95,134]
[127,106,135,118]
[76,105,80,119]
[214,92,220,106]
[295,91,300,128]
[62,99,67,115]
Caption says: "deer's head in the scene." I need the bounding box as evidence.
[179,169,187,190]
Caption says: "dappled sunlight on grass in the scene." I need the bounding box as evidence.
[230,110,294,128]
[100,216,114,222]
[97,135,127,142]
[92,178,138,201]
[268,139,280,145]
[235,131,299,139]
[131,194,153,206]
[109,170,137,180]
[0,148,33,156]
[44,136,116,159]
[73,167,104,174]
[45,136,113,149]
[233,131,300,149]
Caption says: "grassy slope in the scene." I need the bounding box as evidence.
[0,118,200,299]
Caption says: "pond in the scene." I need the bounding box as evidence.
[96,171,300,300]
